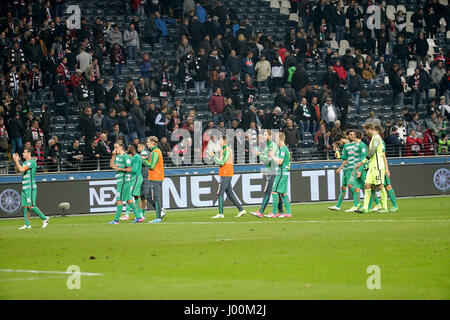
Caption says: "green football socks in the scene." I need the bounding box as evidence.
[24,208,30,226]
[31,207,47,220]
[114,204,124,221]
[282,195,291,214]
[272,193,279,214]
[387,189,398,207]
[336,189,345,208]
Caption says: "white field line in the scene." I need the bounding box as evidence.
[0,269,103,276]
[0,275,69,282]
[20,219,450,228]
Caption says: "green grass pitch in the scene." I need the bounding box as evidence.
[0,196,449,300]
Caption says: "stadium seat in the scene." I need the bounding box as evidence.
[270,0,280,9]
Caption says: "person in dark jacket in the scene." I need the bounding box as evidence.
[407,68,427,107]
[225,49,241,75]
[54,76,69,120]
[347,68,363,112]
[334,81,350,129]
[9,112,24,155]
[105,79,119,108]
[413,32,429,68]
[393,36,409,68]
[39,103,51,147]
[144,13,159,48]
[79,107,97,145]
[291,65,308,92]
[101,108,117,133]
[389,63,404,106]
[117,109,138,147]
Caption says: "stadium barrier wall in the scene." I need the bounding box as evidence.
[0,163,448,218]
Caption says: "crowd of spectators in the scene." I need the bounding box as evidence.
[0,0,449,172]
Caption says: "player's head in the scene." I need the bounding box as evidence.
[346,129,356,141]
[335,134,346,145]
[128,144,137,155]
[146,136,158,149]
[355,130,363,140]
[114,142,124,153]
[363,123,376,137]
[137,141,146,152]
[277,132,286,145]
[374,125,383,135]
[22,147,33,160]
[263,129,272,141]
[220,134,228,146]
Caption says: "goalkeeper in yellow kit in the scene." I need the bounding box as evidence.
[355,123,388,213]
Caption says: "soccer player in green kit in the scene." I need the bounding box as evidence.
[108,142,144,224]
[13,149,49,230]
[120,144,144,221]
[355,123,389,213]
[266,132,292,218]
[346,130,370,212]
[328,131,356,211]
[251,130,284,218]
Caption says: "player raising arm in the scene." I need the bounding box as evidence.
[266,132,292,218]
[13,149,49,230]
[251,130,284,218]
[108,142,144,224]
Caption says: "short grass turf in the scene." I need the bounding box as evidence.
[0,196,449,300]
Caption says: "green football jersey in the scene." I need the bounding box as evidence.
[22,159,37,191]
[258,139,279,174]
[140,149,149,179]
[130,153,143,180]
[114,153,131,182]
[354,141,368,163]
[276,145,290,176]
[340,142,356,170]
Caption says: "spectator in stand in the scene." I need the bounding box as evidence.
[411,8,425,38]
[321,97,339,130]
[438,133,449,154]
[9,112,24,155]
[80,107,97,145]
[333,60,347,82]
[241,51,255,78]
[407,113,423,136]
[424,6,438,39]
[431,61,446,90]
[117,109,138,147]
[406,130,423,157]
[282,118,299,148]
[123,23,140,61]
[110,43,126,82]
[423,128,436,156]
[408,68,426,108]
[295,97,315,139]
[389,63,404,107]
[93,108,104,131]
[347,68,362,113]
[393,36,409,68]
[208,87,225,124]
[67,139,84,169]
[24,119,44,147]
[83,138,101,170]
[365,111,381,126]
[318,128,332,153]
[254,55,271,90]
[437,96,450,120]
[154,105,169,139]
[386,126,404,157]
[33,140,45,171]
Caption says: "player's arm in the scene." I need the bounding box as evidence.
[337,146,349,173]
[212,148,229,166]
[383,152,390,177]
[269,150,284,165]
[12,154,27,173]
[143,151,159,170]
[110,153,116,169]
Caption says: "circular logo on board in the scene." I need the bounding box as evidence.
[0,189,21,214]
[433,168,450,192]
